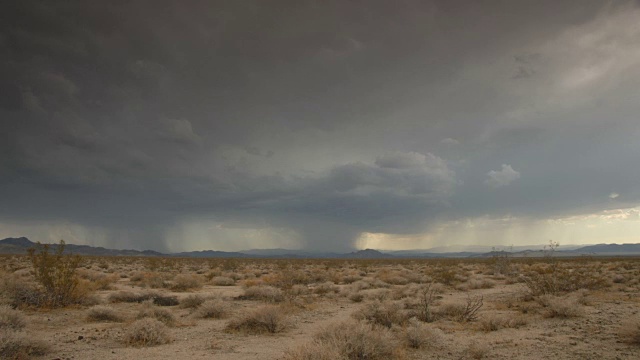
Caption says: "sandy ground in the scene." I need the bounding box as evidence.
[3,257,640,360]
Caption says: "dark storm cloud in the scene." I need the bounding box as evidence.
[2,0,640,250]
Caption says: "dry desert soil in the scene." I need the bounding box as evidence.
[2,254,640,359]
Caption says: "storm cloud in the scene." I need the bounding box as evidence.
[2,1,640,251]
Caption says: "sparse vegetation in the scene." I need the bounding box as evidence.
[0,305,26,331]
[225,305,288,334]
[192,299,227,319]
[284,321,402,360]
[0,332,50,359]
[124,318,172,347]
[0,253,639,359]
[86,305,124,322]
[27,240,86,307]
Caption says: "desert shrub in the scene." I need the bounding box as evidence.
[478,314,527,331]
[415,284,438,322]
[0,275,44,308]
[348,291,365,303]
[109,290,152,303]
[124,318,172,347]
[466,278,495,290]
[152,294,179,306]
[0,332,49,359]
[342,275,362,284]
[363,288,391,302]
[0,305,26,331]
[179,295,205,309]
[170,274,203,291]
[137,304,176,326]
[86,305,124,322]
[402,319,439,349]
[619,319,640,345]
[225,305,288,334]
[238,285,284,302]
[312,282,339,295]
[27,240,86,307]
[211,276,235,286]
[108,291,178,306]
[466,341,489,359]
[353,301,408,328]
[521,245,609,295]
[130,271,170,289]
[77,269,118,290]
[193,299,227,319]
[540,296,582,318]
[284,321,401,360]
[437,295,483,322]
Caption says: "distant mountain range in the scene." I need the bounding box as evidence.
[2,237,640,258]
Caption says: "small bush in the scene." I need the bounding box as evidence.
[193,299,227,319]
[348,291,365,303]
[0,332,49,359]
[238,285,284,303]
[136,304,176,326]
[179,295,205,309]
[478,314,527,332]
[27,240,86,307]
[541,296,582,318]
[225,305,288,334]
[86,305,124,322]
[284,321,401,360]
[312,282,340,295]
[211,276,235,286]
[124,318,172,347]
[466,341,489,359]
[170,274,203,291]
[353,301,408,328]
[437,295,483,322]
[402,320,439,349]
[619,319,640,345]
[108,291,178,306]
[0,305,26,331]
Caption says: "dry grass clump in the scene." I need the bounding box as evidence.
[353,301,408,328]
[86,305,124,322]
[538,295,583,318]
[0,305,26,331]
[136,303,176,326]
[436,295,483,322]
[348,291,365,303]
[0,332,50,359]
[124,318,172,347]
[402,319,440,349]
[170,274,203,291]
[312,282,340,295]
[192,299,227,319]
[465,341,490,359]
[179,294,205,309]
[465,278,496,290]
[618,319,640,345]
[77,269,119,290]
[225,305,288,334]
[130,271,170,289]
[284,321,402,360]
[522,262,609,296]
[478,314,527,332]
[210,276,235,286]
[238,285,284,303]
[108,291,178,306]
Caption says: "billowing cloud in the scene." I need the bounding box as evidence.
[485,165,521,188]
[1,1,640,251]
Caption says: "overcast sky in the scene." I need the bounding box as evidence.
[1,0,640,252]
